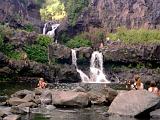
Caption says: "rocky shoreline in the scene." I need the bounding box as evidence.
[0,83,160,120]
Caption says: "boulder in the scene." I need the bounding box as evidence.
[150,109,160,119]
[18,102,37,108]
[3,115,20,120]
[40,89,52,105]
[11,90,33,99]
[108,90,160,117]
[11,106,30,114]
[82,83,118,105]
[7,97,28,106]
[52,91,89,107]
[0,110,6,118]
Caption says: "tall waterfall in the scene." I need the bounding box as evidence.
[71,49,110,83]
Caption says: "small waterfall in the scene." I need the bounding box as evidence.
[71,49,77,67]
[46,24,60,38]
[43,23,48,35]
[90,51,103,71]
[76,69,90,83]
[71,49,110,83]
[90,51,110,83]
[71,49,90,82]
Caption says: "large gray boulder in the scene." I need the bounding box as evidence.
[108,90,160,117]
[7,97,28,106]
[52,91,90,107]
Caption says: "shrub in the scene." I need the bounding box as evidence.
[24,45,48,63]
[36,35,52,47]
[66,35,91,48]
[24,24,34,32]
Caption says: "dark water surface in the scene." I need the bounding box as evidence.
[0,82,157,120]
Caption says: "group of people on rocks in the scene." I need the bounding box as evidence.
[125,75,160,96]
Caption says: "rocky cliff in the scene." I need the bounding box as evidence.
[61,0,160,36]
[0,0,42,32]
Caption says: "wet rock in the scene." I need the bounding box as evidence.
[86,84,118,105]
[52,91,90,107]
[150,109,160,119]
[0,110,6,118]
[18,102,37,108]
[40,89,52,105]
[3,115,20,120]
[108,90,160,117]
[11,106,30,114]
[7,97,28,106]
[11,90,34,99]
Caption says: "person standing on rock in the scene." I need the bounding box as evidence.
[37,78,47,89]
[131,75,144,90]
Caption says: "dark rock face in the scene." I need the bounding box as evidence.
[61,0,160,36]
[48,44,72,64]
[7,60,81,83]
[0,0,42,32]
[48,43,160,83]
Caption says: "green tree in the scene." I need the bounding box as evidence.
[40,0,66,20]
[64,0,89,26]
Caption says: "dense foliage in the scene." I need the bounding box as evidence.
[24,35,52,63]
[40,0,66,20]
[108,27,160,44]
[64,0,89,26]
[66,34,91,48]
[0,24,52,63]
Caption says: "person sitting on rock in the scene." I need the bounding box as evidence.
[131,75,144,90]
[148,81,159,95]
[37,78,47,89]
[125,80,132,90]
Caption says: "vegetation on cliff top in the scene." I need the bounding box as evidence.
[0,24,52,63]
[108,27,160,44]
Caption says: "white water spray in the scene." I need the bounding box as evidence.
[90,51,110,83]
[46,24,60,38]
[43,23,48,35]
[71,49,77,67]
[71,49,110,83]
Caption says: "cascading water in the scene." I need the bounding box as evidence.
[43,23,48,35]
[71,49,90,83]
[71,49,110,83]
[42,23,60,42]
[46,24,60,38]
[71,49,77,67]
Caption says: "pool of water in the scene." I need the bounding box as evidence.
[0,82,157,120]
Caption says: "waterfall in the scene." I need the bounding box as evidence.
[42,23,60,42]
[90,51,110,83]
[46,24,60,38]
[71,49,77,67]
[43,23,48,35]
[90,51,103,71]
[71,49,110,83]
[71,49,90,82]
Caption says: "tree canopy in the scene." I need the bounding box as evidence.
[40,0,66,20]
